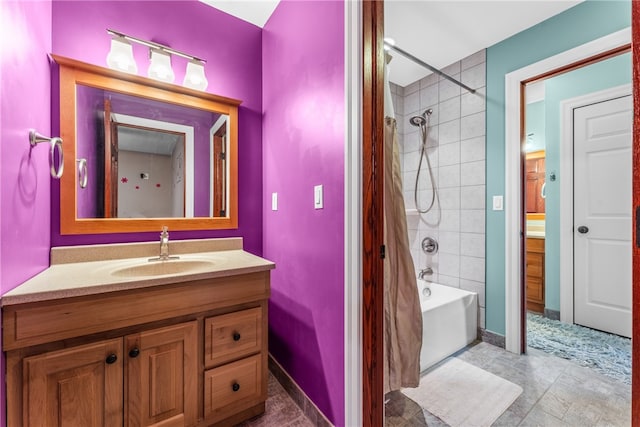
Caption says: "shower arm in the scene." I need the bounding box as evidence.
[384,43,476,94]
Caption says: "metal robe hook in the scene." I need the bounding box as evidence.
[29,129,64,179]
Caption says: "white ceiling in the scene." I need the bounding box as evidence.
[199,0,280,27]
[118,126,183,156]
[385,1,583,87]
[200,0,584,87]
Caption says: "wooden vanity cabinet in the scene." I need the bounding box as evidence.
[525,153,546,214]
[526,238,545,313]
[3,271,270,427]
[22,338,124,426]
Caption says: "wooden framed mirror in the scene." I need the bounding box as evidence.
[54,55,239,234]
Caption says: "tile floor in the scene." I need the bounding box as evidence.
[385,341,631,426]
[240,340,630,426]
[238,373,314,427]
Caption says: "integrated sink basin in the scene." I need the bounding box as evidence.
[111,259,216,278]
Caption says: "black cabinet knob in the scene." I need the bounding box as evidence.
[129,348,140,358]
[577,226,589,234]
[232,382,240,392]
[232,332,241,342]
[105,354,118,364]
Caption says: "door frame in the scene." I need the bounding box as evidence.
[362,4,640,426]
[503,28,630,354]
[361,1,385,426]
[559,84,632,325]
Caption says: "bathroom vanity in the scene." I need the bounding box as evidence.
[525,237,545,313]
[2,238,274,427]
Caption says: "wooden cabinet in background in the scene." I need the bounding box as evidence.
[526,152,546,214]
[526,238,545,313]
[4,272,270,427]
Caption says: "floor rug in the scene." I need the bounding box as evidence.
[402,357,522,427]
[527,312,631,384]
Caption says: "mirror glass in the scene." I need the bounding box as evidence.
[56,55,239,235]
[76,85,228,219]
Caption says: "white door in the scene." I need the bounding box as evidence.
[573,94,632,338]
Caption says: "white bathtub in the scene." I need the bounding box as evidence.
[418,280,478,372]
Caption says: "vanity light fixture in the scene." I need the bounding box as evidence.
[106,35,138,74]
[106,29,208,90]
[148,48,175,83]
[183,59,208,91]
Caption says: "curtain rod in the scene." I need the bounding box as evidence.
[385,43,476,94]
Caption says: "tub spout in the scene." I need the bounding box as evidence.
[418,267,433,280]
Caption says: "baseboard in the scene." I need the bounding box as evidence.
[480,329,506,348]
[268,354,334,427]
[544,308,560,321]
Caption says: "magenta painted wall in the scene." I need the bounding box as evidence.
[262,1,345,424]
[76,84,102,218]
[51,1,264,255]
[0,0,53,422]
[0,0,52,291]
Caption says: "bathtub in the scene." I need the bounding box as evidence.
[418,280,478,372]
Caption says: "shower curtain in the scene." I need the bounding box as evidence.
[383,55,422,394]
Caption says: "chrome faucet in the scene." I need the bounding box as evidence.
[418,267,433,280]
[149,226,179,262]
[159,226,170,260]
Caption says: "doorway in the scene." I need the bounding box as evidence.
[522,62,632,383]
[362,4,640,427]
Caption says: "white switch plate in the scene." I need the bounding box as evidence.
[492,195,504,211]
[272,192,278,211]
[314,185,323,209]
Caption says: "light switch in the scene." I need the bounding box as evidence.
[314,185,323,209]
[492,195,504,211]
[272,192,278,211]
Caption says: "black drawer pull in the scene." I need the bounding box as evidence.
[233,332,241,341]
[105,354,118,364]
[129,348,140,358]
[232,382,240,392]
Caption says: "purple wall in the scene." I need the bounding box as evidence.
[51,1,263,255]
[76,84,102,218]
[262,1,345,424]
[0,0,53,422]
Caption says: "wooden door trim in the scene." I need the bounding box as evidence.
[631,2,639,424]
[362,1,385,426]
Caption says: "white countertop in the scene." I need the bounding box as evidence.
[2,238,275,306]
[526,231,545,239]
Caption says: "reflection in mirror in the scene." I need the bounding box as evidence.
[75,85,228,219]
[55,55,239,234]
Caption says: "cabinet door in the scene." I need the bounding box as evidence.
[125,321,198,427]
[23,338,123,427]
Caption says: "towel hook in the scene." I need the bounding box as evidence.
[76,158,88,189]
[29,130,64,179]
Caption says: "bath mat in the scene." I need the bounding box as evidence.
[402,357,522,427]
[527,312,631,384]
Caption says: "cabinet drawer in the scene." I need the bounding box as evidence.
[526,253,544,278]
[526,276,544,303]
[526,238,544,253]
[204,354,263,420]
[205,307,262,367]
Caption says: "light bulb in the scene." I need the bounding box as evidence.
[106,36,137,74]
[183,59,208,91]
[148,48,175,83]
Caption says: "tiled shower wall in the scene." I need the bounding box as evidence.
[390,49,487,328]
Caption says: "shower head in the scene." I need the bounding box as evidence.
[409,115,426,127]
[409,109,433,127]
